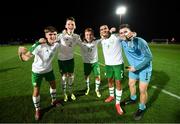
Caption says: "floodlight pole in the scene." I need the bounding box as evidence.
[120,14,122,24]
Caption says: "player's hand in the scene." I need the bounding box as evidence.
[39,38,47,44]
[18,46,27,54]
[126,66,136,72]
[110,27,116,33]
[18,46,27,61]
[133,32,137,37]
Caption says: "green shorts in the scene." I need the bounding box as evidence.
[32,70,55,87]
[58,59,74,75]
[105,64,124,80]
[84,62,100,77]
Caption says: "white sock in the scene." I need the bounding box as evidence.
[61,75,67,95]
[115,89,122,104]
[32,95,40,111]
[50,88,56,101]
[95,80,100,91]
[68,75,74,94]
[109,87,114,97]
[86,77,90,89]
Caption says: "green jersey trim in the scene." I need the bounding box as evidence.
[29,40,40,53]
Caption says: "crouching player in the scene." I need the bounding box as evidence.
[18,26,61,120]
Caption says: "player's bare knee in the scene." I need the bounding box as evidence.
[128,80,136,87]
[33,87,39,96]
[139,82,148,94]
[49,80,56,89]
[68,73,74,77]
[108,78,114,84]
[96,76,100,81]
[139,87,147,94]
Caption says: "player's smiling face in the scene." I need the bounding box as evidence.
[45,32,57,44]
[85,31,94,43]
[65,20,76,34]
[100,25,110,39]
[119,27,131,41]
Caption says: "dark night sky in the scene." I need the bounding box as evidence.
[0,0,179,42]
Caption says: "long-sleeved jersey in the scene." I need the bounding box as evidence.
[121,37,152,71]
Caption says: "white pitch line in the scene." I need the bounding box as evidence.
[74,52,180,100]
[151,86,180,100]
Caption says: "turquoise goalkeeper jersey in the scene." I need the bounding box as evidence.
[121,37,152,71]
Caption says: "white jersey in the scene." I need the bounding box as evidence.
[57,33,81,60]
[31,42,59,74]
[80,40,99,63]
[101,34,124,65]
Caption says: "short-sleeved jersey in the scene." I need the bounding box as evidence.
[31,42,59,74]
[121,37,152,71]
[80,40,99,63]
[57,33,81,60]
[101,34,124,65]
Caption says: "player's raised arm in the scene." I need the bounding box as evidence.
[18,46,33,62]
[18,40,41,62]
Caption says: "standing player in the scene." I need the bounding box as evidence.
[80,28,101,97]
[57,17,81,102]
[99,25,124,115]
[119,24,152,120]
[18,26,60,120]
